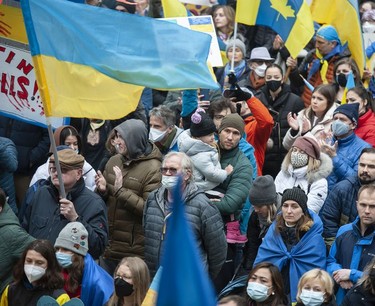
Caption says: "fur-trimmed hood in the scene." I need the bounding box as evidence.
[281,152,333,184]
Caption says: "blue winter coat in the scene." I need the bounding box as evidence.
[81,253,113,306]
[327,218,375,305]
[254,211,326,303]
[321,175,361,246]
[327,133,371,189]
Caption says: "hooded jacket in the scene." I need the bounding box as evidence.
[178,129,227,191]
[275,152,333,213]
[103,119,162,260]
[355,109,375,147]
[143,182,227,279]
[0,203,35,294]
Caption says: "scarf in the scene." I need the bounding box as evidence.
[308,44,346,82]
[223,60,246,86]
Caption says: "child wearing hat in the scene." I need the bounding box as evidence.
[54,222,113,306]
[254,187,326,303]
[178,108,233,194]
[275,135,333,214]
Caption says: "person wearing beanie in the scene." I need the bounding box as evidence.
[243,175,280,270]
[275,134,333,214]
[95,119,162,275]
[215,38,250,90]
[287,23,350,107]
[212,112,253,292]
[318,101,371,189]
[178,108,233,193]
[22,147,109,261]
[54,222,113,306]
[254,186,326,303]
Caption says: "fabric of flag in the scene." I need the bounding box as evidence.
[341,71,355,104]
[236,0,314,59]
[156,177,216,306]
[21,0,218,120]
[311,0,365,76]
[141,267,162,306]
[161,0,188,17]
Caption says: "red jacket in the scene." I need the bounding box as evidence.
[356,109,375,147]
[244,96,274,175]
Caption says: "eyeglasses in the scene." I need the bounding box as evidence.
[160,167,178,175]
[49,166,71,174]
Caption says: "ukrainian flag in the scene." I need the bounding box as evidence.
[21,0,218,119]
[236,0,314,59]
[311,0,365,76]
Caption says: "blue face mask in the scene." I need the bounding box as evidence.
[331,119,351,137]
[56,252,73,268]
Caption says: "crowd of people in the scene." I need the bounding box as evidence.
[1,0,375,305]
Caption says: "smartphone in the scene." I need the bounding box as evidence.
[223,89,237,99]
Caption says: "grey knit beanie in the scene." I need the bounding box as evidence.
[55,222,89,256]
[249,175,277,206]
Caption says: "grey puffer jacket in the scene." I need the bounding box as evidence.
[143,182,227,280]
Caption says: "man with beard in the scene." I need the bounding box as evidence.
[321,147,375,250]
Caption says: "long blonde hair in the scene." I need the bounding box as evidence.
[107,257,150,306]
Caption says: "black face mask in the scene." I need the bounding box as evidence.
[115,277,134,297]
[336,73,348,87]
[266,80,282,92]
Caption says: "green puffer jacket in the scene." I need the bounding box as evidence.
[0,203,35,294]
[215,146,253,221]
[103,143,162,260]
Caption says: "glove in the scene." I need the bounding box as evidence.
[227,72,237,88]
[223,84,253,102]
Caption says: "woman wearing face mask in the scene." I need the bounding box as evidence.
[254,187,326,304]
[0,239,70,305]
[245,262,288,306]
[341,256,375,306]
[275,135,332,214]
[54,222,113,306]
[257,64,305,178]
[332,58,362,103]
[362,9,375,33]
[215,39,250,90]
[283,84,338,151]
[106,257,150,306]
[29,125,96,191]
[346,86,375,146]
[295,269,336,306]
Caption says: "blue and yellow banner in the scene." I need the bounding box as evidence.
[311,0,365,76]
[21,0,218,119]
[236,0,315,59]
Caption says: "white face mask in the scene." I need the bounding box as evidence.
[162,175,179,190]
[254,63,267,77]
[24,264,46,283]
[246,282,270,302]
[299,289,325,306]
[363,21,375,33]
[149,128,168,142]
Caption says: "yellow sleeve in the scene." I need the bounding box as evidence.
[56,293,70,305]
[0,286,9,306]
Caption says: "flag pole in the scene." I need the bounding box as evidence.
[230,22,239,73]
[46,118,66,198]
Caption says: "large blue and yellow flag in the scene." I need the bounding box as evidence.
[236,0,314,59]
[155,177,216,306]
[310,0,365,76]
[21,0,217,119]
